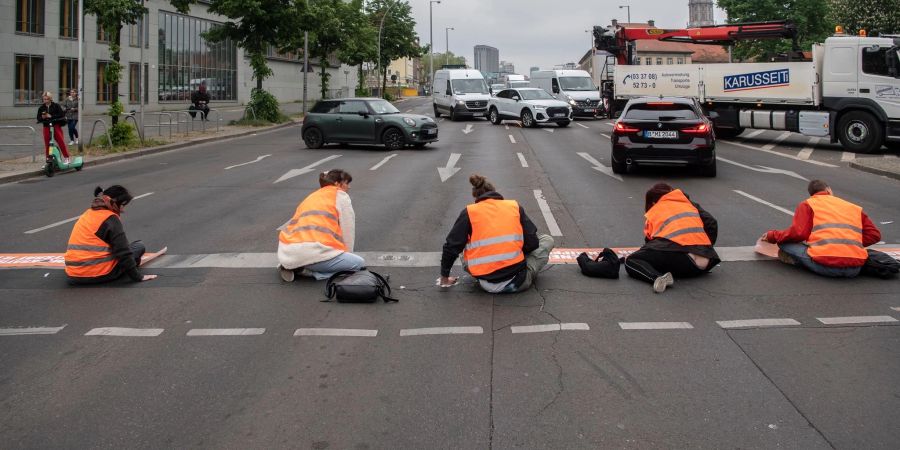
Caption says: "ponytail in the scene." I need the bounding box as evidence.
[319,169,352,187]
[469,173,495,198]
[94,185,133,207]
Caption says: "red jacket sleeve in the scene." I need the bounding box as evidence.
[861,211,881,247]
[766,201,812,243]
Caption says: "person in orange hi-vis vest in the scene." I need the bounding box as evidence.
[439,174,555,293]
[277,169,365,282]
[762,179,880,278]
[624,183,720,293]
[65,185,157,284]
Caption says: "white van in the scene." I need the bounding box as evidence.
[531,70,602,117]
[432,69,491,120]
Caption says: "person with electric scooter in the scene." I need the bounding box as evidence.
[65,185,158,285]
[37,91,83,176]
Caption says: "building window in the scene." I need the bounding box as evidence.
[14,54,44,105]
[97,24,110,43]
[58,57,78,100]
[97,60,113,103]
[645,57,652,65]
[656,57,663,65]
[16,0,45,35]
[59,0,77,38]
[158,11,237,102]
[266,46,303,62]
[677,57,685,64]
[634,58,640,65]
[129,13,149,48]
[667,57,673,64]
[129,63,149,103]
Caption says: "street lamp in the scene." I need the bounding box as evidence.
[445,27,454,68]
[618,5,631,23]
[344,69,350,97]
[429,1,440,90]
[377,0,399,98]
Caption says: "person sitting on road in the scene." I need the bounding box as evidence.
[36,91,71,164]
[439,174,555,293]
[189,81,211,120]
[278,169,365,282]
[624,183,720,293]
[762,179,880,278]
[65,186,157,284]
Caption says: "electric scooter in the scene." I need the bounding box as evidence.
[43,120,83,177]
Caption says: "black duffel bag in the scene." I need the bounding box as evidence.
[861,249,900,279]
[324,270,398,303]
[576,248,621,279]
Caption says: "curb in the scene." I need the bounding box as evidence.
[0,121,300,185]
[849,161,900,181]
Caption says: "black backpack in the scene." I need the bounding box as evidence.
[324,270,398,303]
[861,249,900,279]
[576,248,621,279]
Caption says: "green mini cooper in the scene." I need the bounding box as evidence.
[301,98,439,150]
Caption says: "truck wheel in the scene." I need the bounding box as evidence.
[713,126,744,139]
[489,107,501,125]
[521,109,535,128]
[837,111,883,154]
[433,104,441,118]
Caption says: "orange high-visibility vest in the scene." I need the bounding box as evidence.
[64,209,118,278]
[805,194,867,263]
[463,199,525,276]
[644,189,712,246]
[279,185,347,251]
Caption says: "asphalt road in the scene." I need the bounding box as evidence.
[1,96,898,449]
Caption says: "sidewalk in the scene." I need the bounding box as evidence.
[850,156,900,181]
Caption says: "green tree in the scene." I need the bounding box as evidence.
[306,0,369,99]
[828,0,900,36]
[431,51,467,68]
[716,0,833,61]
[367,0,423,97]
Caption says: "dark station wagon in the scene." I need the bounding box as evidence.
[301,98,439,150]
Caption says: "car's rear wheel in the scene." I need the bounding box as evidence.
[611,157,627,174]
[489,107,501,125]
[433,104,441,118]
[382,128,405,150]
[558,120,570,128]
[713,126,744,139]
[521,109,535,128]
[699,159,717,177]
[303,128,324,149]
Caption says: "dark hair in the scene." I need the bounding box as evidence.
[94,185,133,206]
[319,169,352,187]
[470,174,495,198]
[807,179,829,196]
[645,182,674,211]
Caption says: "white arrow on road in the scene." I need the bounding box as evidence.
[461,124,474,135]
[274,154,341,183]
[438,153,462,182]
[717,156,807,181]
[542,128,554,133]
[225,154,271,170]
[576,152,623,181]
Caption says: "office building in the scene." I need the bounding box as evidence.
[473,45,499,74]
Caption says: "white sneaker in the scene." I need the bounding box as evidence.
[278,265,295,282]
[653,272,674,293]
[68,141,75,146]
[63,157,71,165]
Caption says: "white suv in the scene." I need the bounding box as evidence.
[487,88,572,128]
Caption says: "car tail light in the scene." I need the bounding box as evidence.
[614,122,640,135]
[681,123,711,136]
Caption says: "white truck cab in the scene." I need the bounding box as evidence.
[531,69,602,117]
[432,69,491,121]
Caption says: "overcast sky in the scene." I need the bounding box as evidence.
[408,0,727,72]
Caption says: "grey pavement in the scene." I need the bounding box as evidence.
[1,96,898,448]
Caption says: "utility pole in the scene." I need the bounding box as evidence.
[139,0,144,131]
[377,0,399,98]
[302,0,309,115]
[429,1,440,90]
[445,27,454,67]
[77,0,83,151]
[619,5,631,23]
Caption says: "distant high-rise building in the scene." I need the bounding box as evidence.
[562,62,577,70]
[474,45,499,74]
[500,60,515,74]
[529,66,540,74]
[688,0,714,28]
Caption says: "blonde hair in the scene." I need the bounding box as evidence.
[41,91,54,99]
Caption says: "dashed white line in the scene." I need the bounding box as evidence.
[85,327,164,337]
[225,154,271,170]
[516,152,529,168]
[542,128,554,133]
[186,328,266,336]
[508,134,517,144]
[294,328,378,337]
[25,193,154,234]
[533,189,563,237]
[505,124,510,130]
[600,133,610,139]
[762,131,792,150]
[511,323,590,334]
[399,326,483,336]
[841,151,856,162]
[733,190,794,215]
[577,123,590,129]
[796,137,819,160]
[369,153,398,171]
[717,318,801,329]
[817,316,898,325]
[743,129,766,139]
[619,322,694,330]
[0,325,67,336]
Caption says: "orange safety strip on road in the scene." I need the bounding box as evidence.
[0,250,166,269]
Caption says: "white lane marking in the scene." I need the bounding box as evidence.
[0,325,67,336]
[577,152,623,181]
[796,148,814,160]
[733,190,794,215]
[600,133,610,138]
[817,316,898,325]
[462,124,474,134]
[505,124,510,130]
[717,318,801,329]
[511,323,590,334]
[885,154,899,159]
[619,322,694,330]
[718,156,807,181]
[405,109,412,113]
[438,153,462,182]
[439,118,445,123]
[274,154,341,184]
[508,134,516,144]
[186,328,266,336]
[542,128,554,133]
[533,189,563,237]
[225,154,271,170]
[25,192,154,234]
[400,326,483,336]
[841,152,856,162]
[722,140,838,167]
[85,327,164,337]
[743,129,766,139]
[577,123,590,129]
[516,152,529,168]
[762,131,792,150]
[294,328,378,337]
[891,307,900,312]
[369,153,398,171]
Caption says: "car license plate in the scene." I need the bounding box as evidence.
[553,113,567,118]
[426,128,437,135]
[583,109,594,113]
[644,130,678,139]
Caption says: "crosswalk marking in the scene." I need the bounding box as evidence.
[841,151,856,162]
[744,129,766,139]
[796,137,820,160]
[762,131,792,150]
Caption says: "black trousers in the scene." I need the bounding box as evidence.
[624,248,705,284]
[68,241,146,285]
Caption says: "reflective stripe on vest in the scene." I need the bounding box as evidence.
[278,185,347,252]
[64,208,118,278]
[805,195,867,262]
[463,199,525,277]
[644,189,712,246]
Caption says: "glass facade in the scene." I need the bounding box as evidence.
[14,54,43,105]
[58,57,78,100]
[129,63,149,103]
[158,11,237,102]
[16,0,44,35]
[59,0,77,39]
[97,60,113,103]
